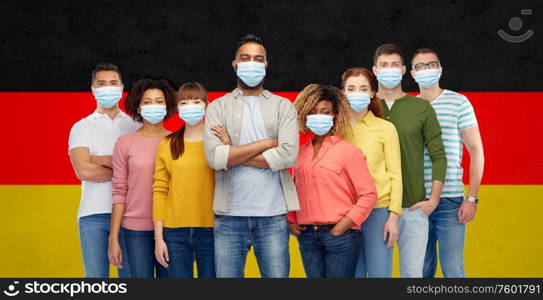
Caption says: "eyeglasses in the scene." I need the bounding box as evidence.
[413,61,441,71]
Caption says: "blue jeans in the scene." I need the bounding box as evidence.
[78,213,130,278]
[214,214,290,278]
[297,225,361,278]
[398,207,429,278]
[355,207,393,278]
[120,228,158,278]
[423,196,466,278]
[157,227,215,278]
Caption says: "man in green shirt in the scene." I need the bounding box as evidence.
[372,43,446,277]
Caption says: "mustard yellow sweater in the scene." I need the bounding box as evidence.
[152,139,215,227]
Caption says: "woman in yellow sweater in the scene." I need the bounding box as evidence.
[152,82,215,278]
[341,67,403,278]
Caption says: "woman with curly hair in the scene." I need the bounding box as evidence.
[288,84,378,278]
[108,78,177,278]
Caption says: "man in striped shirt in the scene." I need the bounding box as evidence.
[411,48,485,278]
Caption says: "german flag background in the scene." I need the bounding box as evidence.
[1,0,542,277]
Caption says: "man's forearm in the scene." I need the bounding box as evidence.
[91,155,113,168]
[226,140,274,168]
[467,149,484,198]
[76,162,113,182]
[242,154,270,168]
[428,180,444,203]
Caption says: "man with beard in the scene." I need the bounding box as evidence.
[203,34,300,278]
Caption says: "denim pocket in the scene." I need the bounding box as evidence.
[415,208,428,218]
[446,196,464,206]
[329,229,351,238]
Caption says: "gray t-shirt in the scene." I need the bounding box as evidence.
[228,96,287,216]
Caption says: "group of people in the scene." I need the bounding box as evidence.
[68,34,484,278]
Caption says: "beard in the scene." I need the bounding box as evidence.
[237,76,265,90]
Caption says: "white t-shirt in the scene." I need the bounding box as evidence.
[68,110,140,219]
[385,100,394,109]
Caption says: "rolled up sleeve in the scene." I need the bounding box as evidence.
[203,100,230,171]
[262,99,299,172]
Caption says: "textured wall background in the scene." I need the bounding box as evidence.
[1,0,541,92]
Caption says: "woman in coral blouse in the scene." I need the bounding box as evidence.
[288,83,378,278]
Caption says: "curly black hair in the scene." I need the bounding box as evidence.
[124,78,177,123]
[234,33,265,58]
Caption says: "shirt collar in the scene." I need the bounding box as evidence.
[378,94,408,104]
[90,109,129,120]
[416,89,447,103]
[232,88,272,100]
[303,134,342,147]
[325,135,342,144]
[360,110,376,126]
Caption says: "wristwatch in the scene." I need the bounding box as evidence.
[465,196,479,205]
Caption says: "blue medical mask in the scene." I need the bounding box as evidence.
[236,61,266,87]
[140,104,167,124]
[179,104,205,125]
[414,69,441,88]
[93,86,123,108]
[376,68,403,89]
[306,114,334,136]
[346,92,371,112]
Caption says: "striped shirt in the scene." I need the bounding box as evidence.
[422,90,478,197]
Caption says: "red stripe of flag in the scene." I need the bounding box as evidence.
[0,92,541,184]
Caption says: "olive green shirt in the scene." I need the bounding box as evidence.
[380,94,446,207]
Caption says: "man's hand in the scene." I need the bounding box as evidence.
[408,199,438,217]
[458,199,477,224]
[266,138,278,149]
[211,125,232,145]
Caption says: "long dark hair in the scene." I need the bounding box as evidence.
[341,67,384,118]
[168,82,208,160]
